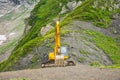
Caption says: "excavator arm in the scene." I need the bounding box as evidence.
[49,21,61,60]
[54,21,61,56]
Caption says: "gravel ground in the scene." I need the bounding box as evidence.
[0,64,120,80]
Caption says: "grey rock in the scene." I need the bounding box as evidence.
[40,24,53,35]
[60,0,82,14]
[60,6,69,14]
[0,0,39,15]
[67,1,77,10]
[0,0,8,3]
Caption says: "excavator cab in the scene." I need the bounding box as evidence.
[48,46,69,61]
[60,46,69,59]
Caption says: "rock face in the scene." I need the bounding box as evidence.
[0,0,14,15]
[110,14,120,34]
[0,0,39,63]
[60,1,82,14]
[0,0,38,16]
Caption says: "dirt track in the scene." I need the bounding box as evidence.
[0,65,120,80]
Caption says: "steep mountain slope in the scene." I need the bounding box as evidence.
[0,0,37,16]
[0,0,39,62]
[0,0,120,72]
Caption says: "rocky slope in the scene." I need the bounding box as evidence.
[0,0,39,62]
[0,0,120,72]
[0,0,37,16]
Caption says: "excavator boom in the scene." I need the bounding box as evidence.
[54,21,60,56]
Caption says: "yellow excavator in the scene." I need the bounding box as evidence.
[41,21,75,67]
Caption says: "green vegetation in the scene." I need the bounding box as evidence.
[90,61,101,67]
[78,57,85,62]
[84,30,120,64]
[79,49,89,54]
[100,64,120,69]
[0,39,18,55]
[0,0,72,71]
[15,0,76,49]
[10,78,31,80]
[31,55,39,63]
[62,0,119,28]
[61,43,70,47]
[0,0,120,71]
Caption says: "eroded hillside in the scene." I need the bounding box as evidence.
[0,0,120,72]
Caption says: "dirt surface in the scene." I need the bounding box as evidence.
[0,64,120,80]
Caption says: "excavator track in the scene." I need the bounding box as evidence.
[41,60,75,68]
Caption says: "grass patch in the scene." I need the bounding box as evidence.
[10,78,31,80]
[61,42,70,47]
[84,30,120,64]
[79,49,89,54]
[78,57,85,62]
[61,0,119,28]
[31,55,39,63]
[90,61,101,67]
[0,39,18,55]
[100,64,120,69]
